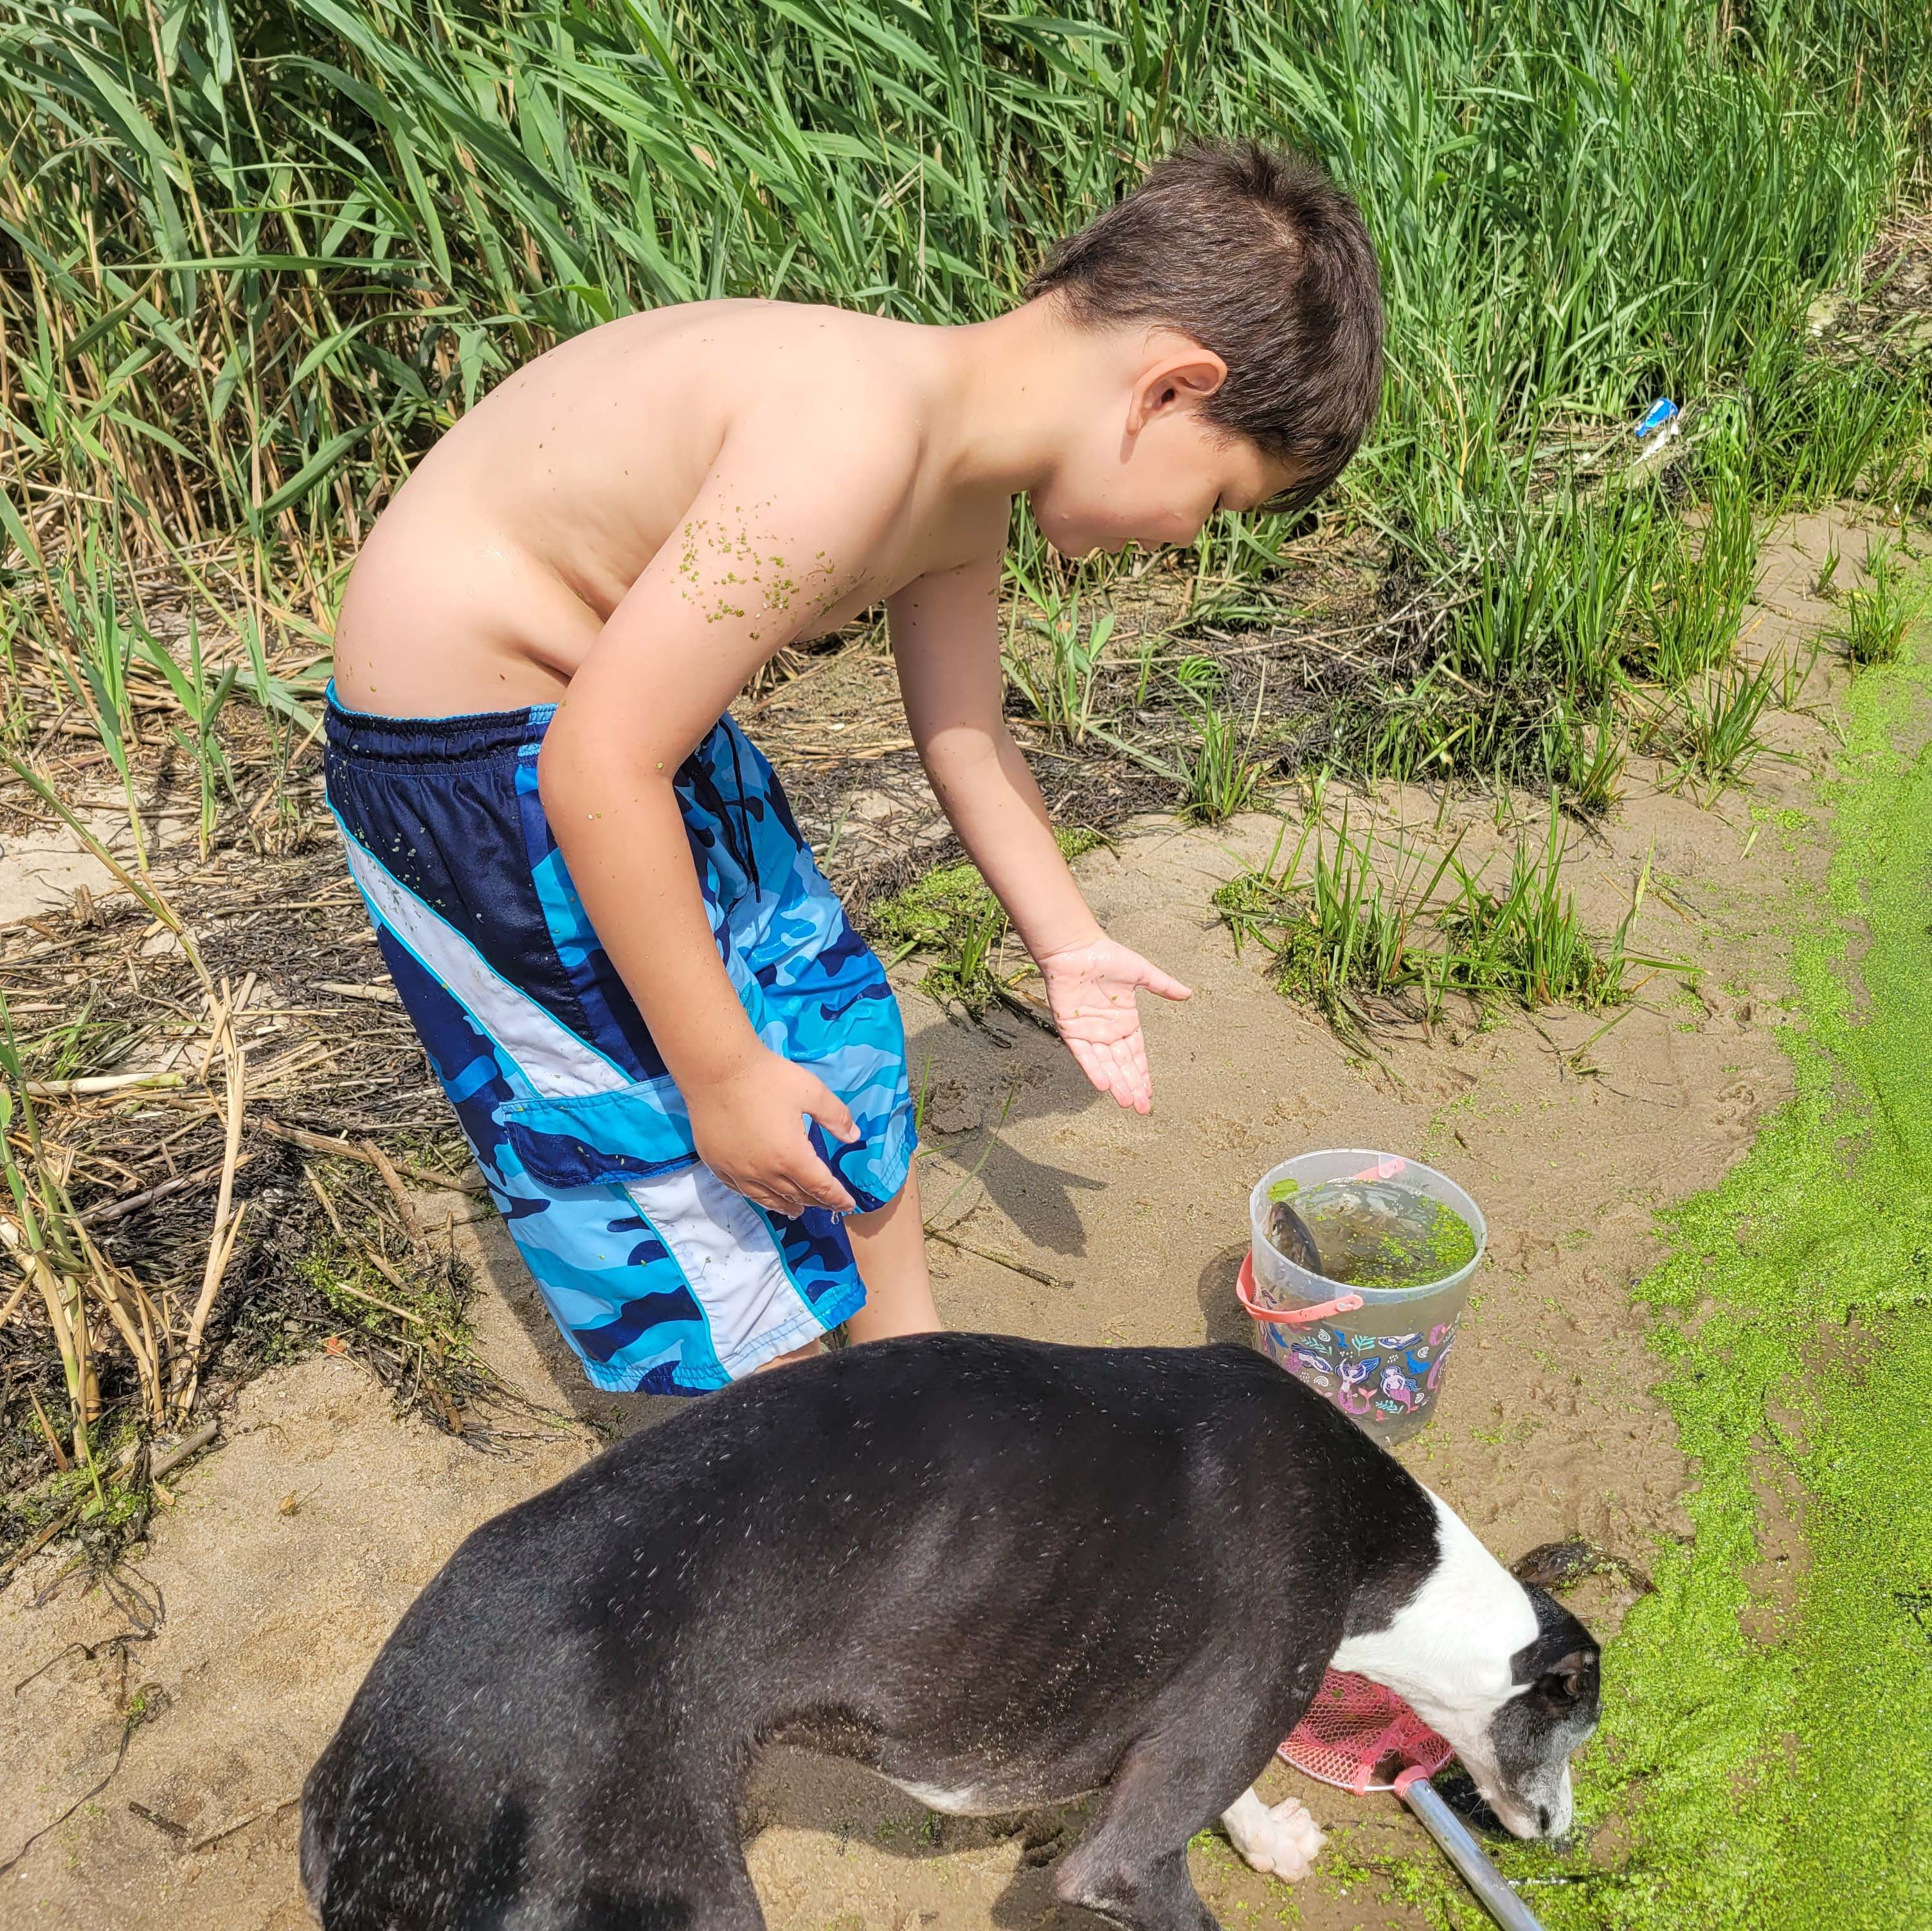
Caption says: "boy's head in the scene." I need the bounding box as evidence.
[1024,141,1383,556]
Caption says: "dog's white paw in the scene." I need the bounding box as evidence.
[1220,1788,1326,1882]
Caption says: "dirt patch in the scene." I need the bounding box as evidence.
[0,516,1861,1927]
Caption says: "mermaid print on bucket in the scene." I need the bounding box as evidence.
[1257,1315,1460,1430]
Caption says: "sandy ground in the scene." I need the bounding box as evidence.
[0,517,1868,1929]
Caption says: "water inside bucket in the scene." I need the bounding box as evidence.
[1265,1176,1479,1291]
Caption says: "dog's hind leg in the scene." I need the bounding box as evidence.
[503,1853,763,1931]
[509,1780,766,1931]
[1052,1720,1281,1931]
[1057,1846,1216,1931]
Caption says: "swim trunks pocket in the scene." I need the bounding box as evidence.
[492,1081,700,1189]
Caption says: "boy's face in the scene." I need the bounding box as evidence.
[1029,335,1308,557]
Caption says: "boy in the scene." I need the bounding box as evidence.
[324,141,1383,1395]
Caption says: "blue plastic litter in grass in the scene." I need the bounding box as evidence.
[1635,397,1679,438]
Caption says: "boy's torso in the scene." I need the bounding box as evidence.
[331,300,1007,718]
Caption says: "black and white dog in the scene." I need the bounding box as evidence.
[303,1335,1598,1930]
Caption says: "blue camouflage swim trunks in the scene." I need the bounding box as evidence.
[322,689,916,1394]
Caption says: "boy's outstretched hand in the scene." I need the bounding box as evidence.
[1034,935,1192,1115]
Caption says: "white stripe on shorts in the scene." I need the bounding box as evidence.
[620,1165,822,1377]
[338,823,627,1100]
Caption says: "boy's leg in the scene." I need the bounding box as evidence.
[754,1169,935,1371]
[844,1167,940,1342]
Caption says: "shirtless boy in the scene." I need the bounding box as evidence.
[325,141,1383,1396]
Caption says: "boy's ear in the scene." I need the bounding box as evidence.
[1127,344,1227,433]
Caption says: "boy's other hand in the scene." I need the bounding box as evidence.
[685,1049,860,1217]
[1034,935,1192,1115]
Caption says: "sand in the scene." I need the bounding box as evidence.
[0,516,1864,1928]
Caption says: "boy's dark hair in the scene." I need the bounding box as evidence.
[1027,141,1384,512]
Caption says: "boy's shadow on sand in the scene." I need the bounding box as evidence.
[900,1010,1110,1259]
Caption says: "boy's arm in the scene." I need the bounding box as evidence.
[888,551,1190,1113]
[537,429,910,1216]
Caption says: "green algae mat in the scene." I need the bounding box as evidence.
[1450,633,1932,1926]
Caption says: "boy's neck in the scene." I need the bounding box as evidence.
[920,298,1130,501]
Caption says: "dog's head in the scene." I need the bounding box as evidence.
[1438,1583,1600,1838]
[1332,1498,1601,1840]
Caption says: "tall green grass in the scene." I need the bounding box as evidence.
[2,0,1928,806]
[3,1,1925,552]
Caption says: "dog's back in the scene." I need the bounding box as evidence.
[303,1335,1432,1929]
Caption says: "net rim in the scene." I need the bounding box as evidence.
[1276,1667,1455,1795]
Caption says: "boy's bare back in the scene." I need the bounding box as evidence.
[332,300,1005,717]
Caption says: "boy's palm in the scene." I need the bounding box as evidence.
[1036,937,1191,1114]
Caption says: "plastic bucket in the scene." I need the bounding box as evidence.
[1242,1150,1485,1445]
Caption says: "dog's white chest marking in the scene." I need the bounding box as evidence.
[1331,1491,1536,1729]
[883,1775,993,1817]
[1221,1786,1325,1881]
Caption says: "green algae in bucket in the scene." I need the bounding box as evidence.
[1243,1151,1486,1444]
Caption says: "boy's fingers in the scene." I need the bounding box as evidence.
[786,1147,856,1214]
[736,1174,805,1216]
[801,1079,860,1144]
[1074,1034,1148,1113]
[1067,1036,1112,1097]
[1072,1035,1149,1113]
[1135,959,1192,1001]
[1106,1037,1151,1113]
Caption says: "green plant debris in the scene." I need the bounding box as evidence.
[1468,621,1932,1925]
[869,828,1102,1012]
[1292,1187,1479,1289]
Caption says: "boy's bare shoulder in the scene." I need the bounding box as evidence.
[465,298,932,494]
[336,300,987,708]
[714,301,930,455]
[669,302,997,576]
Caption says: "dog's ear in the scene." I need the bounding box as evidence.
[1540,1648,1597,1705]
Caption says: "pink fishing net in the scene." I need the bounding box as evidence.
[1278,1668,1454,1794]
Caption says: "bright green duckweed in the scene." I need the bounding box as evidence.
[1442,622,1932,1927]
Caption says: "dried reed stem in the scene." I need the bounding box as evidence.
[172,996,248,1417]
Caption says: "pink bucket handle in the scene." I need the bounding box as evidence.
[1237,1253,1364,1326]
[1349,1154,1407,1182]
